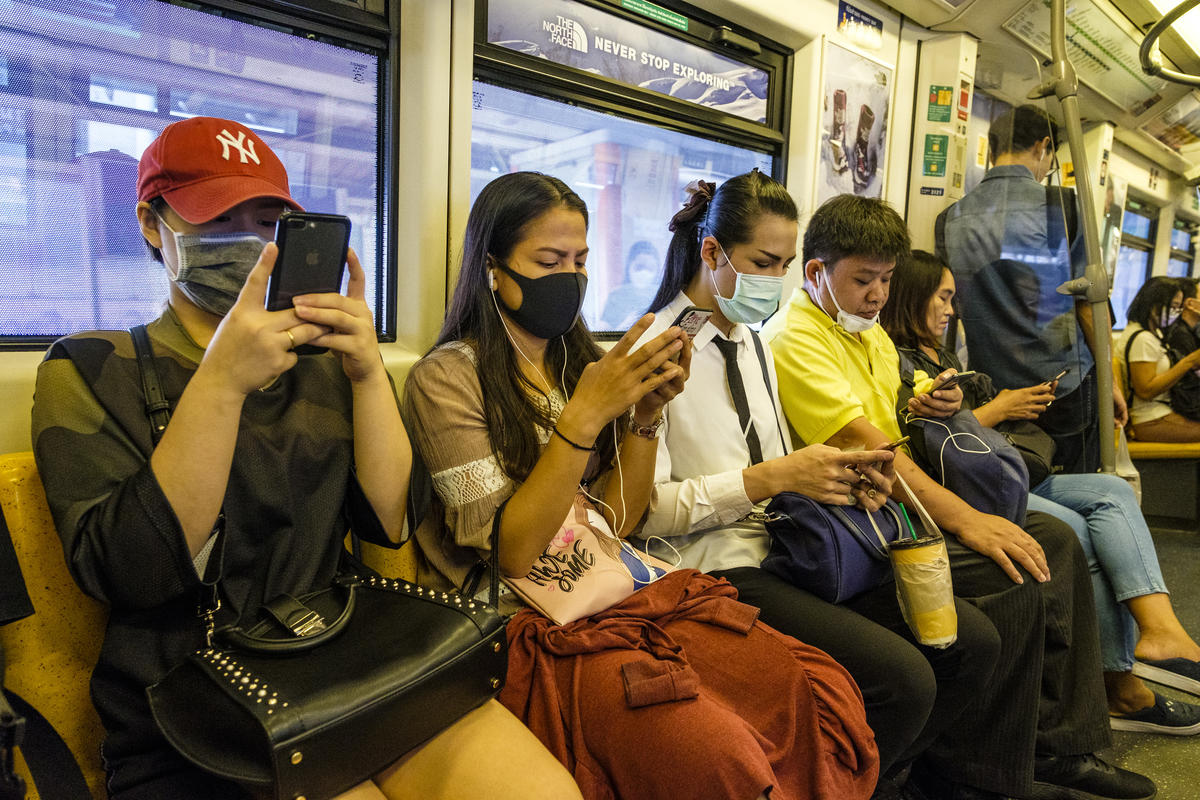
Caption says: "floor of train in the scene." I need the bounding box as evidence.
[1103,525,1198,800]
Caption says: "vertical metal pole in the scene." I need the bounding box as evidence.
[1031,0,1116,472]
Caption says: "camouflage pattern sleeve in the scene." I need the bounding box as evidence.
[31,333,201,609]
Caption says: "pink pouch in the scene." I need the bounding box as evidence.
[503,494,673,625]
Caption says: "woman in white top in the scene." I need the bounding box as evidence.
[636,171,1002,797]
[1121,276,1200,442]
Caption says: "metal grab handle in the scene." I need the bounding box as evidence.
[1140,0,1200,87]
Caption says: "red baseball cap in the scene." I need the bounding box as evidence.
[137,117,302,224]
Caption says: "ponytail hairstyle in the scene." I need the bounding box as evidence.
[647,169,798,313]
[437,171,620,482]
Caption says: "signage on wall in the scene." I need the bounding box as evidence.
[923,134,948,177]
[488,0,768,123]
[837,1,883,50]
[927,84,952,122]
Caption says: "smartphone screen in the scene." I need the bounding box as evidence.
[266,211,351,312]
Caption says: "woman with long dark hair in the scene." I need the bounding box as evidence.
[640,171,1001,798]
[403,171,879,800]
[1120,276,1200,441]
[884,250,1200,734]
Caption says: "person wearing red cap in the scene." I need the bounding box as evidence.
[31,117,581,799]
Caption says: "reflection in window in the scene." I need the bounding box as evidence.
[471,81,772,332]
[0,0,381,338]
[168,91,299,135]
[90,75,157,111]
[1171,226,1192,252]
[77,121,157,160]
[1111,246,1150,329]
[1122,208,1153,240]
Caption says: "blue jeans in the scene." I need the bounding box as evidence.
[1027,473,1168,671]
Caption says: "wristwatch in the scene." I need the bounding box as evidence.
[629,414,664,439]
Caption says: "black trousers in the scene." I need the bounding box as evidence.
[1038,367,1100,475]
[711,567,1001,781]
[926,510,1110,796]
[719,508,1109,797]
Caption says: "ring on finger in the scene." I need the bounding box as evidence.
[867,488,877,499]
[285,329,296,350]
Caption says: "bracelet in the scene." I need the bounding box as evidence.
[553,426,597,451]
[629,414,664,439]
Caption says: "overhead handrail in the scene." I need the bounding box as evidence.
[1028,0,1117,473]
[1140,0,1200,87]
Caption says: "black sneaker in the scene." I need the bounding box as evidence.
[1030,753,1155,799]
[1110,693,1200,736]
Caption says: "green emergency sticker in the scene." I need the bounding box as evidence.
[923,134,948,177]
[622,0,688,31]
[927,85,952,123]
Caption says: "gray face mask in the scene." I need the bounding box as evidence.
[164,225,268,317]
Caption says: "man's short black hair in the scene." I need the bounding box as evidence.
[802,194,910,268]
[988,104,1058,159]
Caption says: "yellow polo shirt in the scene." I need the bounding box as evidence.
[761,286,903,446]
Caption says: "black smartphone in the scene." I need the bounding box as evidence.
[930,370,976,392]
[1043,367,1070,384]
[266,211,351,354]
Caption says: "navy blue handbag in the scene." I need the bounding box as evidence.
[907,410,1029,524]
[760,493,903,603]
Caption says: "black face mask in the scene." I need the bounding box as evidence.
[494,260,587,340]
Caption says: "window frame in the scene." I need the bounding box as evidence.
[1168,217,1196,278]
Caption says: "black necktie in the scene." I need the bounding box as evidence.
[712,336,764,465]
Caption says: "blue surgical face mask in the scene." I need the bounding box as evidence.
[1163,308,1182,328]
[707,242,784,324]
[821,265,876,333]
[161,219,268,317]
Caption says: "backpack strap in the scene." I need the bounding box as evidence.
[1045,185,1078,250]
[748,329,789,454]
[1123,327,1150,402]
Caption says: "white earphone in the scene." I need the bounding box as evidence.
[489,270,496,290]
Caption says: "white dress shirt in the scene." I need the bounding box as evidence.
[637,291,790,572]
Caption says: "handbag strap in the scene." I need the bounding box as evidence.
[892,471,940,539]
[748,329,790,455]
[130,324,171,447]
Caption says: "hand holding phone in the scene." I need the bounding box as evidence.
[266,211,351,354]
[1042,367,1070,385]
[881,435,910,451]
[931,370,976,392]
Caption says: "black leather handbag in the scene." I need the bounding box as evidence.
[129,325,507,800]
[147,573,506,800]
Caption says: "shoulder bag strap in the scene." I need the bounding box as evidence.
[130,325,171,447]
[1,689,90,800]
[748,329,790,454]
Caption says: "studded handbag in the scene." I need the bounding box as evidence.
[129,326,507,800]
[146,573,506,800]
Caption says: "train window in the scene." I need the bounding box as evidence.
[1167,218,1196,278]
[473,0,789,335]
[471,80,771,331]
[1111,201,1157,328]
[0,0,387,344]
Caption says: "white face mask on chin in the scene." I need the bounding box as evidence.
[822,267,876,333]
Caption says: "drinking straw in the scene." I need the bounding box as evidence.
[898,502,919,540]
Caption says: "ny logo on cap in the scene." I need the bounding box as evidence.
[215,128,260,165]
